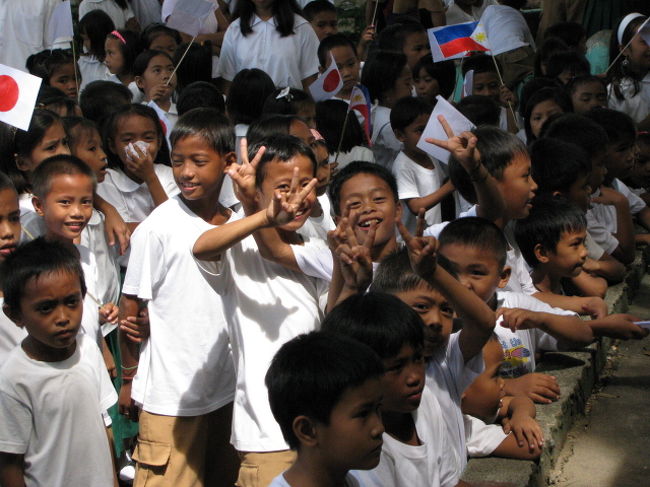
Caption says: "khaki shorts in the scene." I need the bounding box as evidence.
[235,450,297,487]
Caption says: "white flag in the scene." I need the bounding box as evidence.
[166,0,217,38]
[0,65,43,131]
[309,54,344,102]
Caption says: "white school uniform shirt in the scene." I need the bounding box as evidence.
[0,297,27,366]
[585,231,605,260]
[371,105,402,170]
[299,194,336,241]
[463,415,508,457]
[131,0,162,30]
[0,0,61,71]
[331,145,375,170]
[480,5,535,56]
[77,244,103,347]
[198,216,328,451]
[445,0,497,25]
[106,73,144,104]
[493,291,578,378]
[270,473,360,487]
[393,151,445,233]
[122,197,235,415]
[79,0,136,29]
[0,335,117,487]
[608,74,650,124]
[503,223,537,295]
[78,55,111,91]
[426,331,485,484]
[217,14,319,89]
[352,386,458,487]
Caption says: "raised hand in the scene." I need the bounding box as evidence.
[396,209,438,280]
[230,138,266,209]
[266,165,318,226]
[505,373,560,404]
[125,142,156,183]
[425,115,481,173]
[333,216,376,291]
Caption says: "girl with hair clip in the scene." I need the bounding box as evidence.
[216,0,320,91]
[78,10,115,91]
[104,29,144,103]
[608,13,650,125]
[79,0,140,31]
[26,49,80,100]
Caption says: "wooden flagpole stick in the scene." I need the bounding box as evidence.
[166,35,197,85]
[334,110,351,165]
[71,39,80,102]
[489,54,518,126]
[605,32,640,74]
[370,0,380,28]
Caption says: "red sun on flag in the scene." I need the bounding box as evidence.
[0,75,19,112]
[323,69,341,92]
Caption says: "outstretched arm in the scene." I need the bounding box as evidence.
[0,453,24,487]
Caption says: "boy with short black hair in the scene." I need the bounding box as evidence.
[317,34,361,101]
[303,0,339,41]
[0,238,117,487]
[265,331,385,487]
[390,96,454,232]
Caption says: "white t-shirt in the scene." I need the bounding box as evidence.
[96,165,180,224]
[425,331,485,484]
[79,0,135,29]
[503,223,537,295]
[445,0,497,25]
[122,196,235,416]
[607,74,650,124]
[299,194,336,241]
[77,244,103,347]
[586,201,620,256]
[0,335,117,487]
[494,291,576,377]
[217,14,319,89]
[131,0,162,30]
[463,414,508,457]
[585,231,605,261]
[480,5,535,56]
[78,55,111,91]
[393,151,445,233]
[0,297,27,366]
[331,145,375,170]
[270,473,360,487]
[352,387,458,487]
[371,105,402,170]
[198,220,328,451]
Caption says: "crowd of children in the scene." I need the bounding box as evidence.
[0,0,650,486]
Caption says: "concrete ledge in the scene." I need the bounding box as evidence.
[461,249,647,487]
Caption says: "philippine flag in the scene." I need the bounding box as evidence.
[349,85,372,146]
[428,21,490,63]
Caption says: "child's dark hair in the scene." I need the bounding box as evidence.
[103,104,168,169]
[514,195,587,268]
[247,114,304,149]
[461,53,499,77]
[263,88,313,117]
[530,138,591,194]
[518,77,563,117]
[170,108,235,155]
[457,95,500,127]
[25,49,75,86]
[543,22,586,50]
[133,50,174,86]
[37,86,79,117]
[412,56,456,100]
[106,29,141,76]
[523,87,572,141]
[31,154,97,200]
[79,81,132,126]
[2,237,87,311]
[0,109,63,195]
[140,23,182,50]
[322,292,424,359]
[377,22,426,55]
[266,330,383,450]
[62,116,100,152]
[534,36,569,77]
[234,0,302,37]
[542,113,608,158]
[250,134,317,187]
[361,51,408,104]
[390,96,432,133]
[172,42,213,94]
[177,82,225,116]
[317,33,357,67]
[226,69,276,125]
[545,51,590,82]
[316,99,366,152]
[0,172,17,194]
[585,107,636,146]
[328,161,398,216]
[370,247,430,294]
[303,0,337,21]
[438,217,508,268]
[566,75,607,97]
[79,10,115,60]
[609,14,649,100]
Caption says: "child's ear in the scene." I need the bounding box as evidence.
[15,154,30,173]
[134,76,144,90]
[533,243,550,264]
[3,303,22,328]
[394,129,406,143]
[292,415,318,447]
[394,198,403,220]
[32,195,45,217]
[498,266,511,289]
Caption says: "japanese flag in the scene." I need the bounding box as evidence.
[309,54,343,102]
[0,65,42,131]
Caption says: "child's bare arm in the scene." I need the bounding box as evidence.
[504,373,560,404]
[425,116,505,224]
[94,194,130,255]
[569,270,608,298]
[587,313,649,340]
[502,396,544,452]
[118,294,142,420]
[491,428,542,460]
[398,212,496,363]
[634,205,650,232]
[0,452,24,487]
[404,180,455,216]
[533,292,608,319]
[105,427,119,487]
[498,308,594,347]
[581,254,625,283]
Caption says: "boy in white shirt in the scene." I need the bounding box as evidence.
[192,135,325,487]
[265,331,384,487]
[391,96,453,233]
[0,238,117,486]
[119,109,239,487]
